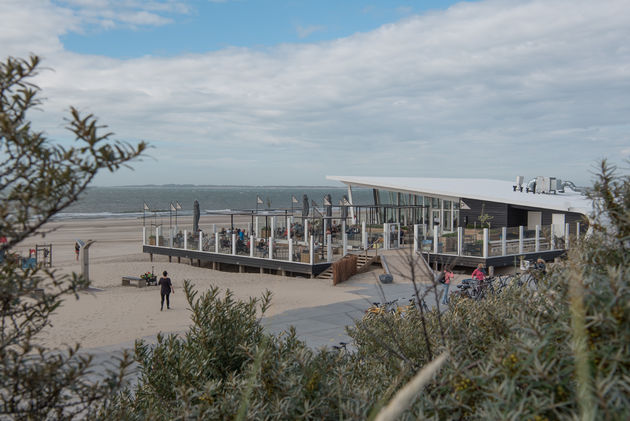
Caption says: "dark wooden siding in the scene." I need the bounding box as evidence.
[461,200,588,229]
[459,198,508,228]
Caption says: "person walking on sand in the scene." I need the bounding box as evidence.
[158,271,174,311]
[74,242,80,261]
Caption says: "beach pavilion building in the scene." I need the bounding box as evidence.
[327,175,591,269]
[141,175,591,280]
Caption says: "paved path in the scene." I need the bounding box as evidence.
[82,267,446,387]
[264,275,441,349]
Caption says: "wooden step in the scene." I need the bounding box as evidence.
[316,267,334,280]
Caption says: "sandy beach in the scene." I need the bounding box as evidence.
[17,216,383,350]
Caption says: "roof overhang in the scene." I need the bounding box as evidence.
[327,175,592,215]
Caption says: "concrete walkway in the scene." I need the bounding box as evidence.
[82,265,449,388]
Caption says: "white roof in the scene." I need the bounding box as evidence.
[326,175,592,215]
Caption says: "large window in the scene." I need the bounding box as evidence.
[444,200,453,231]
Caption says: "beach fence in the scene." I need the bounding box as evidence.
[332,254,357,286]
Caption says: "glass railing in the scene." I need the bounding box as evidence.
[367,231,384,249]
[539,226,552,251]
[462,228,483,257]
[488,228,503,257]
[439,234,458,255]
[218,234,231,254]
[504,226,520,255]
[519,229,534,253]
[293,245,310,263]
[346,225,362,249]
[252,238,270,258]
[202,234,214,252]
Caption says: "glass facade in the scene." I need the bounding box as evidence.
[371,188,459,232]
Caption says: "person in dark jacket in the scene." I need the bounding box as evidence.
[158,271,174,311]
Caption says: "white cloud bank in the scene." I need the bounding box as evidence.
[1,0,629,185]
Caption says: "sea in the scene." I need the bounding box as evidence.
[57,186,373,220]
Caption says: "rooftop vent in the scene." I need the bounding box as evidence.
[513,175,524,192]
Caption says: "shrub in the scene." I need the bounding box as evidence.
[107,163,629,419]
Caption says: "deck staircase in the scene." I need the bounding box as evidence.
[316,252,379,282]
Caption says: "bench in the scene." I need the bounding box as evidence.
[122,276,146,287]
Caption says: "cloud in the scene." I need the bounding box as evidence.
[295,24,326,39]
[1,0,629,186]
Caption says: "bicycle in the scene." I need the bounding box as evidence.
[332,341,348,352]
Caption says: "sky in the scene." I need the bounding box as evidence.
[1,0,629,186]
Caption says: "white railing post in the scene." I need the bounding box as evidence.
[289,238,293,262]
[142,227,146,245]
[232,233,236,255]
[304,219,309,244]
[483,228,489,258]
[212,224,216,234]
[268,237,273,259]
[550,227,556,251]
[327,233,332,263]
[413,224,419,254]
[309,235,314,264]
[184,230,188,250]
[361,220,367,250]
[342,233,348,256]
[215,232,219,253]
[323,219,328,246]
[565,223,570,249]
[433,225,439,254]
[155,226,160,246]
[457,226,463,256]
[501,227,507,256]
[271,217,276,239]
[535,225,540,252]
[255,217,259,237]
[576,222,581,242]
[199,231,203,251]
[250,235,254,257]
[518,226,524,254]
[383,223,389,250]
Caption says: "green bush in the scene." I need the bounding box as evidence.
[106,162,629,420]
